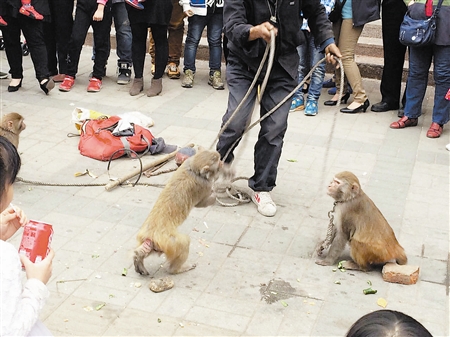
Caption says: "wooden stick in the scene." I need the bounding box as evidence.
[105,143,195,191]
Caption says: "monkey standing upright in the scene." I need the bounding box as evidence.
[0,113,26,149]
[316,171,407,270]
[134,149,223,276]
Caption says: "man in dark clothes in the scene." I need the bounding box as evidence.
[216,0,341,217]
[371,0,407,116]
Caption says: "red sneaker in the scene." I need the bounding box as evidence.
[19,5,44,20]
[59,75,75,92]
[87,77,102,92]
[125,0,144,9]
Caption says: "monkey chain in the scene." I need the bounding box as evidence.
[214,176,252,207]
[317,201,340,256]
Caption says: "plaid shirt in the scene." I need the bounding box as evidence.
[301,0,335,30]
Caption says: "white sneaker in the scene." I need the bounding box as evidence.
[251,191,277,217]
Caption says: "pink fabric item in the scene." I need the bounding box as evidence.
[425,0,433,17]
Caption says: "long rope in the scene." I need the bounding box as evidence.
[212,30,344,206]
[209,30,277,151]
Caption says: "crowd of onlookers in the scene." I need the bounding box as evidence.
[292,0,449,141]
[0,0,226,96]
[0,0,447,140]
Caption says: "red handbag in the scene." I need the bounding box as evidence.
[78,116,154,161]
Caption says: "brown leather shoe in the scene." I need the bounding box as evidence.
[390,116,418,129]
[426,122,443,138]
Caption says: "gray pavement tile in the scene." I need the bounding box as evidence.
[244,304,285,336]
[419,258,448,284]
[156,287,202,318]
[185,306,251,333]
[173,323,240,337]
[277,300,322,336]
[102,308,180,336]
[311,300,375,336]
[44,295,121,336]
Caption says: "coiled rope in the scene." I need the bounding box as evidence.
[212,30,345,208]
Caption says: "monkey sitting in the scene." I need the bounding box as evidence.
[134,149,223,276]
[0,112,26,149]
[316,171,407,271]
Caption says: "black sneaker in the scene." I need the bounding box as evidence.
[117,64,131,85]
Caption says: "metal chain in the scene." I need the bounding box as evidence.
[317,201,340,256]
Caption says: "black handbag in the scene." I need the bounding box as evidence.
[399,0,444,47]
[328,0,347,23]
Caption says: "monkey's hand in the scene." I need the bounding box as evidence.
[195,193,216,208]
[316,247,325,257]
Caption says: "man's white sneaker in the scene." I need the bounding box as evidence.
[251,191,277,217]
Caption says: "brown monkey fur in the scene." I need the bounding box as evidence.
[316,171,407,270]
[0,113,26,149]
[134,149,222,275]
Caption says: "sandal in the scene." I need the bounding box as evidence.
[390,116,418,129]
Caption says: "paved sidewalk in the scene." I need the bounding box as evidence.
[1,46,449,337]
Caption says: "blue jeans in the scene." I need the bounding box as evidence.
[404,45,450,125]
[295,31,326,101]
[183,11,223,73]
[112,2,132,66]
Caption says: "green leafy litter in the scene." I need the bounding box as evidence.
[95,302,106,311]
[280,301,288,307]
[287,159,297,162]
[363,287,377,295]
[337,261,346,272]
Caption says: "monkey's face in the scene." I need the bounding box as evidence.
[327,178,344,200]
[19,120,26,132]
[192,150,222,180]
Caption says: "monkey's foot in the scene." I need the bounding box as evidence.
[149,277,174,293]
[315,259,332,267]
[339,260,360,270]
[133,251,150,275]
